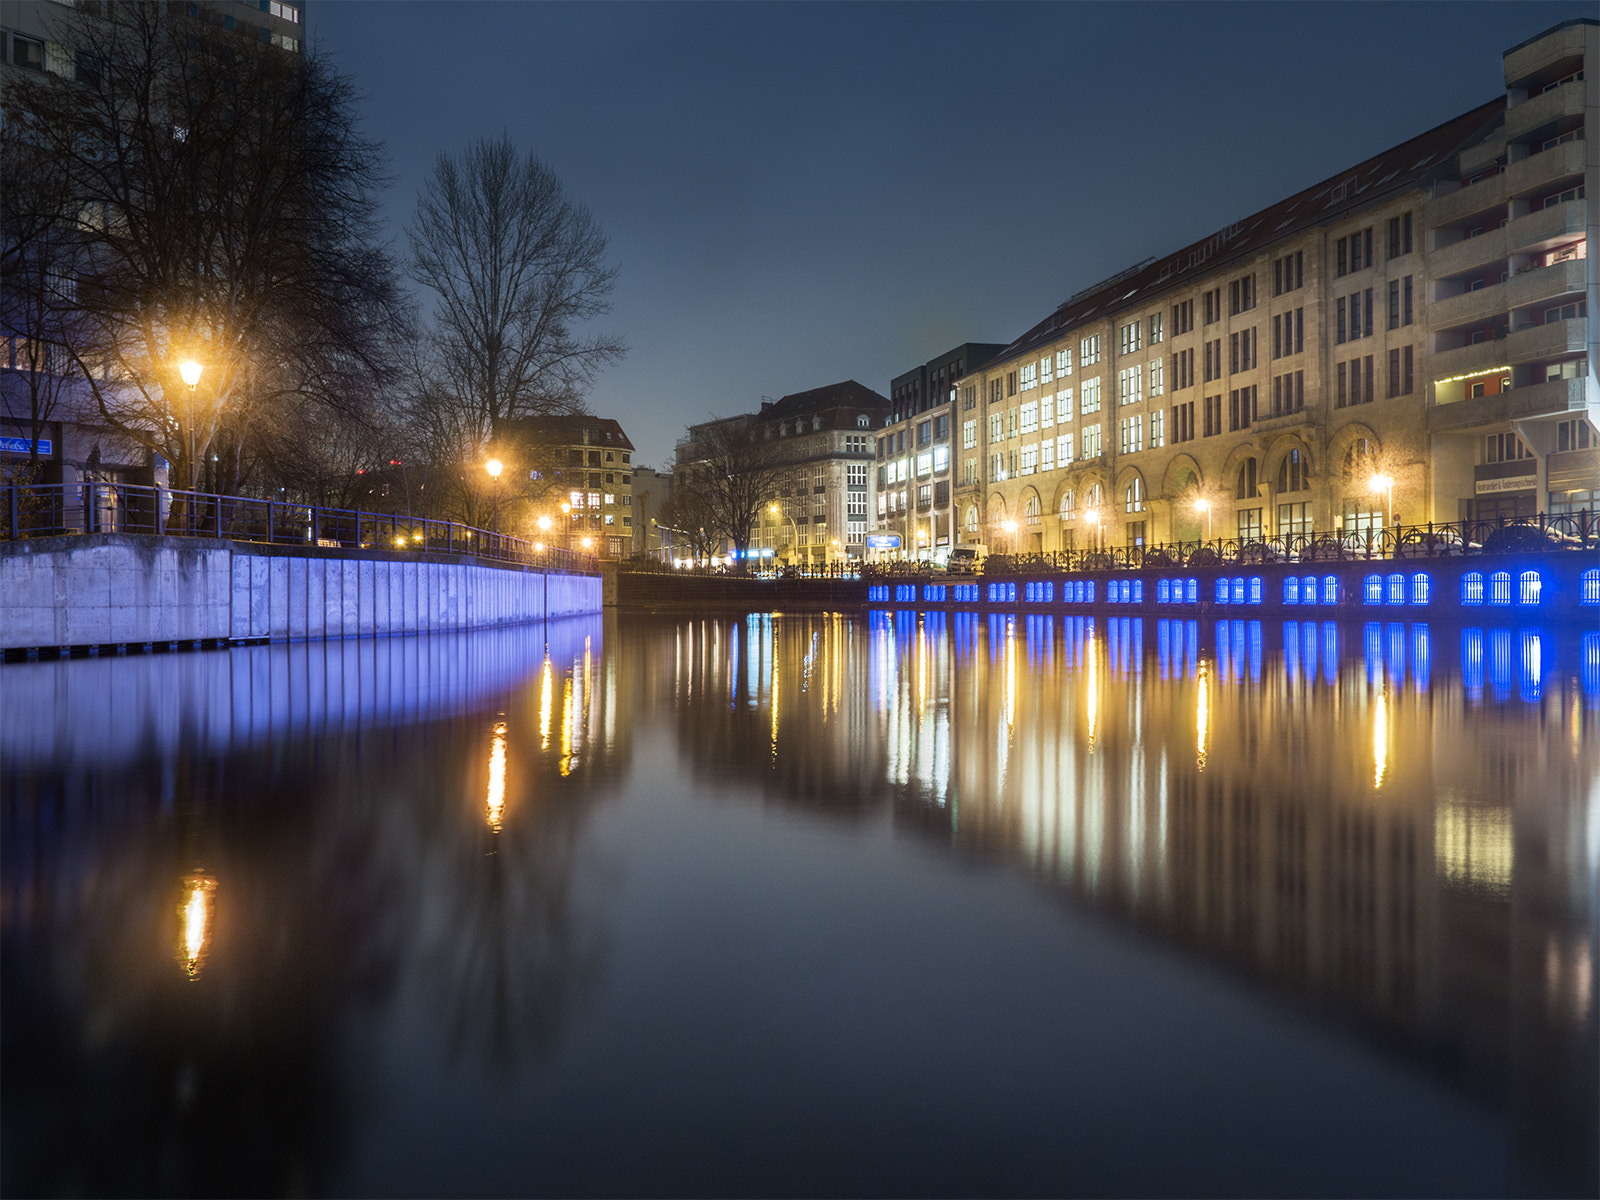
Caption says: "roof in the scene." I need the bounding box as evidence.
[507,413,635,451]
[757,380,890,422]
[993,97,1505,366]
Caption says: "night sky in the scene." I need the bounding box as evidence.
[309,1,1590,470]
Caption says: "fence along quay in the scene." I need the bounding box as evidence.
[1,481,600,658]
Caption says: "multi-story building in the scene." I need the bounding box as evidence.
[1,0,306,494]
[878,343,1006,561]
[505,414,636,559]
[967,18,1596,555]
[627,466,674,558]
[679,381,888,565]
[748,381,888,565]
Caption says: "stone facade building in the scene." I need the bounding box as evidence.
[506,414,636,560]
[963,18,1597,556]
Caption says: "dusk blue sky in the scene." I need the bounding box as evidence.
[310,1,1591,469]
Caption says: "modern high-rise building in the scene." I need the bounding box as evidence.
[966,18,1596,556]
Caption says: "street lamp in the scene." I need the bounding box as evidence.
[1368,472,1394,526]
[560,500,572,554]
[1084,505,1102,554]
[485,458,503,533]
[178,359,202,493]
[769,502,799,563]
[1194,497,1212,542]
[1002,518,1018,553]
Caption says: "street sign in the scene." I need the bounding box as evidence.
[866,533,901,549]
[0,436,52,456]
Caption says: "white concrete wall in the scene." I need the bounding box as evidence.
[0,535,601,650]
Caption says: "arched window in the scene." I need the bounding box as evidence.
[1278,448,1311,493]
[1024,493,1041,526]
[1236,459,1258,500]
[1059,490,1076,520]
[1125,477,1145,513]
[1085,483,1103,509]
[1518,570,1541,605]
[1343,439,1375,480]
[965,506,979,535]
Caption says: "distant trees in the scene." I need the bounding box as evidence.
[673,417,786,564]
[405,136,624,478]
[0,3,409,497]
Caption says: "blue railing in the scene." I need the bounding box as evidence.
[2,480,598,572]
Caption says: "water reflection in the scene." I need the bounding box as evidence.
[3,612,1596,1197]
[649,611,1597,1195]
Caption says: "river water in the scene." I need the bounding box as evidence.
[2,613,1596,1197]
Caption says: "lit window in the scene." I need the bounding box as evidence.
[1462,572,1484,605]
[1284,577,1300,605]
[1489,571,1511,605]
[1518,570,1541,605]
[1363,574,1383,604]
[1410,574,1430,605]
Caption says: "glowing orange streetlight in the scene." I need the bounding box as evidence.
[1194,497,1212,542]
[178,360,203,492]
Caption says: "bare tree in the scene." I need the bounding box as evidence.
[1,4,409,498]
[674,416,785,565]
[406,136,624,448]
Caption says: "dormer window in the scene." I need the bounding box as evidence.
[857,415,869,428]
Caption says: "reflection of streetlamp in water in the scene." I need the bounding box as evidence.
[178,872,216,980]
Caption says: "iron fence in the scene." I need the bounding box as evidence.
[872,511,1598,580]
[2,480,598,573]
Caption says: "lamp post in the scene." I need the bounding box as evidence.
[560,501,572,555]
[1002,518,1018,554]
[1368,472,1394,556]
[1085,505,1102,556]
[178,360,202,493]
[769,502,799,563]
[485,458,503,534]
[1194,497,1212,543]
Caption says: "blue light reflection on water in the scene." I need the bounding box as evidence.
[3,612,1596,1199]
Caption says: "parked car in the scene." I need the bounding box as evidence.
[1300,533,1356,562]
[1237,541,1285,564]
[1140,547,1180,569]
[1480,523,1583,555]
[1186,545,1223,567]
[945,544,987,575]
[1395,527,1476,557]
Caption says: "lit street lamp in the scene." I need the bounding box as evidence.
[1194,497,1212,542]
[1084,506,1102,555]
[178,359,202,493]
[485,458,503,533]
[1369,472,1394,526]
[560,500,572,554]
[1002,518,1018,553]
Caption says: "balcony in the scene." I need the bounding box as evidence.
[1429,316,1589,382]
[1505,78,1586,142]
[1427,172,1508,229]
[1506,198,1587,253]
[1504,139,1586,201]
[1504,23,1587,88]
[1430,283,1507,331]
[1430,376,1588,432]
[1429,225,1505,280]
[1506,256,1589,311]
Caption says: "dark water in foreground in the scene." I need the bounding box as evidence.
[2,613,1596,1198]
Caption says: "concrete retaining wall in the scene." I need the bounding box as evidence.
[0,534,600,651]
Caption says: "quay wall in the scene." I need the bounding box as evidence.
[0,534,600,652]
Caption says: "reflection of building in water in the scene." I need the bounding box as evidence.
[871,614,1595,1195]
[633,613,890,818]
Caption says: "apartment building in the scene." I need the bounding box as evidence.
[1,0,307,493]
[506,414,636,559]
[877,343,1006,561]
[967,18,1596,554]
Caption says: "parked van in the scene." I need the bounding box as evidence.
[945,544,987,575]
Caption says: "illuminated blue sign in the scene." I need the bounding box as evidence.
[866,533,901,550]
[0,436,52,456]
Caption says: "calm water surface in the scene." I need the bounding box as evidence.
[2,613,1596,1197]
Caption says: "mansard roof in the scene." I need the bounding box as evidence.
[995,97,1505,364]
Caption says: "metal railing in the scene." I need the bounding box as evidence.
[875,511,1599,579]
[2,480,599,573]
